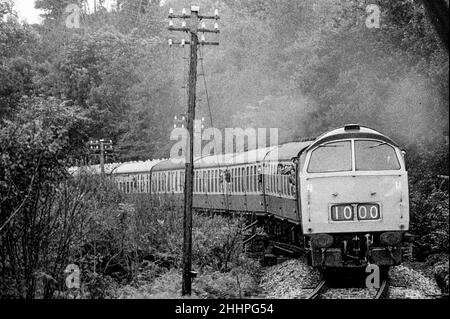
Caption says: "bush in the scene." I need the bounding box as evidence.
[410,188,449,260]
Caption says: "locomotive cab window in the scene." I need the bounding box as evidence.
[355,140,400,171]
[307,140,352,173]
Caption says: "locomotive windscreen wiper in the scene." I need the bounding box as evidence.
[319,144,344,148]
[368,142,389,149]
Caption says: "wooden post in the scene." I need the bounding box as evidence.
[168,4,220,297]
[181,6,199,296]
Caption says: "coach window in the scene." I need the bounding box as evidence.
[236,168,240,192]
[231,168,234,193]
[180,171,185,191]
[241,167,243,192]
[193,171,197,192]
[248,166,252,192]
[209,170,212,192]
[168,172,171,192]
[217,169,220,193]
[195,171,199,192]
[236,168,239,192]
[244,166,249,192]
[248,166,251,192]
[171,172,174,192]
[167,172,171,192]
[174,172,177,192]
[355,140,401,171]
[200,170,203,193]
[253,166,256,192]
[253,165,258,192]
[164,173,167,192]
[307,140,352,173]
[197,171,200,192]
[232,168,235,192]
[202,170,206,192]
[194,171,198,192]
[238,168,242,192]
[269,164,272,193]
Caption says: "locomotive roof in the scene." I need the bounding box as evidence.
[306,124,399,151]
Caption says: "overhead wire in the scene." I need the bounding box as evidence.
[198,46,224,172]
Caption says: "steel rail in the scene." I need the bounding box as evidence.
[306,279,328,299]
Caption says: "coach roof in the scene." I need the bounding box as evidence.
[151,141,316,172]
[264,141,313,162]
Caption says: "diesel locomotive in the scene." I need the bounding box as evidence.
[77,124,411,270]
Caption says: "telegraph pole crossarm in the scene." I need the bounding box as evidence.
[168,5,220,296]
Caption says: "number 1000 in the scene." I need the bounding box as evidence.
[332,204,379,221]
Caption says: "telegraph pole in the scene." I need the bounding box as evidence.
[168,5,219,296]
[89,139,113,175]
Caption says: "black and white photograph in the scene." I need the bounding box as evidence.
[0,0,448,310]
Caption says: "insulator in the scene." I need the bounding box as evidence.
[169,8,174,14]
[201,21,206,29]
[168,38,173,46]
[200,34,206,42]
[214,9,219,17]
[180,38,186,47]
[181,20,186,28]
[214,22,219,30]
[182,8,186,15]
[169,19,173,27]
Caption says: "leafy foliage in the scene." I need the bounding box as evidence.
[0,0,448,298]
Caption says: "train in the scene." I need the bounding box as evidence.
[73,124,411,270]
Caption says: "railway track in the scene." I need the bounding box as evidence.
[306,277,390,299]
[306,278,327,299]
[374,279,389,299]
